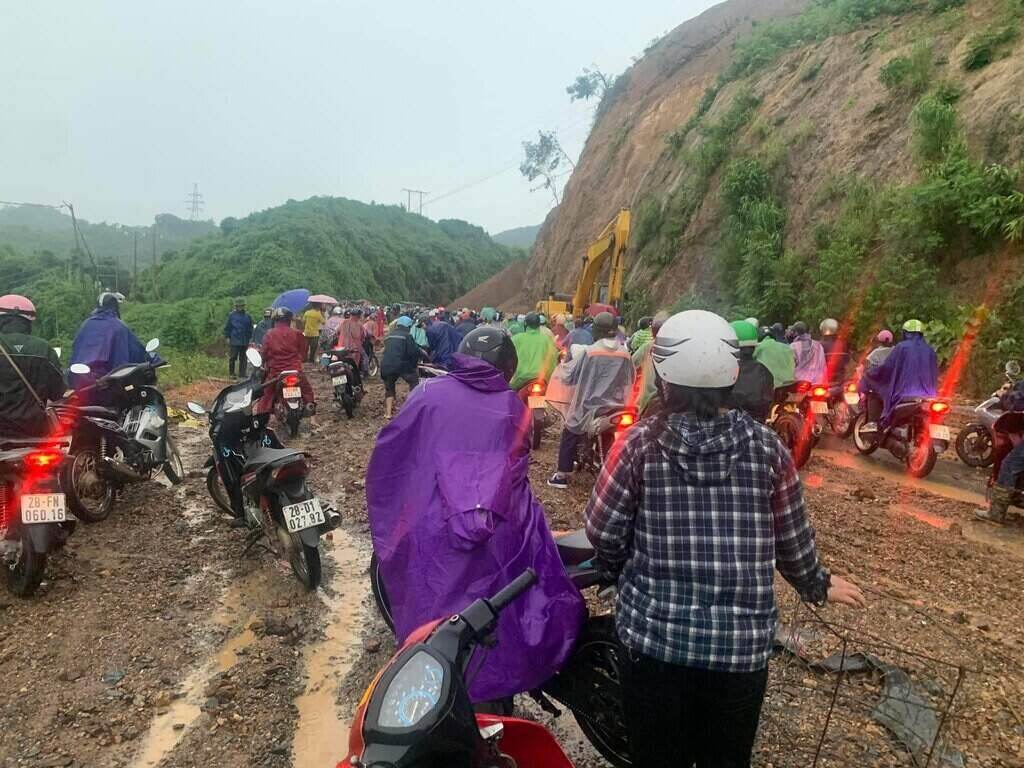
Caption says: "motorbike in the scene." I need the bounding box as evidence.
[327,348,363,419]
[188,349,340,590]
[519,380,548,450]
[369,531,630,767]
[575,409,636,474]
[56,341,184,523]
[956,360,1021,468]
[810,382,856,438]
[0,433,75,596]
[852,395,952,478]
[767,381,814,469]
[273,368,307,439]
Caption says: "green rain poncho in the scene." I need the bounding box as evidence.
[753,337,796,389]
[510,328,558,390]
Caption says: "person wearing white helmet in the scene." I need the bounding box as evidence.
[585,309,865,768]
[0,295,65,437]
[819,317,850,386]
[69,291,150,396]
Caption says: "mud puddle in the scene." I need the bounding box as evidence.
[292,526,371,768]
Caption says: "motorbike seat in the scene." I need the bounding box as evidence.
[555,529,595,565]
[244,445,305,472]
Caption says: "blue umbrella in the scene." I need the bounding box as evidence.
[272,288,311,314]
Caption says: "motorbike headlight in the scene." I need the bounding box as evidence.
[376,650,446,729]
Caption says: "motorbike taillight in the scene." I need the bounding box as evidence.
[283,374,300,388]
[271,461,307,482]
[25,450,63,471]
[530,382,545,395]
[928,401,951,418]
[811,386,829,399]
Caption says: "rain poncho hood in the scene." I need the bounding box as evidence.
[510,328,558,391]
[753,337,796,389]
[367,354,586,701]
[425,320,462,368]
[549,339,634,434]
[658,410,751,483]
[69,308,149,386]
[860,334,938,424]
[790,334,826,384]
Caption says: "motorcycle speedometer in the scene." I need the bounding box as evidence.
[377,650,445,729]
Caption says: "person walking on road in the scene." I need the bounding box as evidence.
[251,308,274,348]
[223,298,254,378]
[586,309,866,768]
[380,316,426,419]
[301,303,325,364]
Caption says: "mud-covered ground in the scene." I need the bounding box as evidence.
[2,368,1022,767]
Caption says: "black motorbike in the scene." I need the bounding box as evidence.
[327,347,363,419]
[188,348,340,590]
[370,530,630,767]
[852,395,952,478]
[1,435,76,596]
[56,340,184,523]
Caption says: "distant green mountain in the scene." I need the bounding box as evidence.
[492,224,540,250]
[142,196,517,306]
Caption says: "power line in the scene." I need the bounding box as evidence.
[185,182,204,221]
[401,188,428,215]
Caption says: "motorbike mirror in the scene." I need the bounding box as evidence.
[186,401,207,416]
[246,348,263,369]
[53,347,62,359]
[145,338,160,353]
[1006,360,1021,378]
[69,363,91,375]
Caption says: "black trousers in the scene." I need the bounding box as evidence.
[557,428,581,473]
[623,651,768,768]
[228,345,247,377]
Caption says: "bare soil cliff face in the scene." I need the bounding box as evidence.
[515,0,1023,313]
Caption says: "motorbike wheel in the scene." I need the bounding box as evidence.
[532,410,544,450]
[342,395,355,419]
[832,402,855,438]
[287,409,300,439]
[852,412,880,456]
[907,439,937,478]
[163,437,185,485]
[955,424,994,468]
[287,532,322,590]
[63,449,115,524]
[206,466,234,515]
[559,616,631,768]
[368,356,379,378]
[369,552,395,632]
[775,413,811,469]
[5,529,46,597]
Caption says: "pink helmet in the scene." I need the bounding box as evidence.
[0,294,36,320]
[876,329,894,344]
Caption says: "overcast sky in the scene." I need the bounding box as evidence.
[1,1,720,234]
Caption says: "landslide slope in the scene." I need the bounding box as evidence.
[522,0,1024,387]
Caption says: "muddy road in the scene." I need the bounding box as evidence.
[2,370,1022,767]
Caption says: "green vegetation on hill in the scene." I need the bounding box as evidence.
[492,224,541,250]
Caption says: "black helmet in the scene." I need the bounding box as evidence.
[524,312,541,329]
[273,307,293,323]
[791,321,809,337]
[458,327,518,383]
[592,311,617,340]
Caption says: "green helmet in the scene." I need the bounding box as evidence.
[730,320,759,348]
[902,319,925,334]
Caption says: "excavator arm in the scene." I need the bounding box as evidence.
[570,208,630,317]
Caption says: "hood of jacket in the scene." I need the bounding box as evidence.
[447,353,510,393]
[655,410,752,485]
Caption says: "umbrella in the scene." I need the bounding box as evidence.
[585,302,616,318]
[308,293,339,305]
[272,289,311,314]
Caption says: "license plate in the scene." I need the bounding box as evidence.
[283,498,325,533]
[811,400,829,414]
[332,375,347,386]
[283,386,302,399]
[21,494,67,524]
[528,395,546,410]
[844,392,860,406]
[930,424,950,441]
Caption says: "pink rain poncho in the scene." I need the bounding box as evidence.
[366,354,586,701]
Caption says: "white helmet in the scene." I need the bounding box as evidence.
[332,306,343,315]
[652,310,739,388]
[744,317,759,330]
[820,318,839,336]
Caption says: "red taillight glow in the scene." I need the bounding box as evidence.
[613,413,635,428]
[530,382,544,395]
[930,401,950,415]
[812,386,828,399]
[846,382,858,393]
[796,381,811,393]
[283,375,300,387]
[25,451,62,470]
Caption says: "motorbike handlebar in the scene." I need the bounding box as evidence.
[487,568,538,613]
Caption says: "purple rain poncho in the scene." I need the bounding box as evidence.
[366,354,586,702]
[790,334,826,384]
[859,334,938,425]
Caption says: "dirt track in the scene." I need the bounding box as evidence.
[2,370,1022,767]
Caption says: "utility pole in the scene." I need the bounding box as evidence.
[401,188,428,215]
[132,230,138,296]
[185,182,204,221]
[151,221,161,300]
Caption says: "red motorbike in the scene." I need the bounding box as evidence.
[518,380,548,450]
[342,569,576,768]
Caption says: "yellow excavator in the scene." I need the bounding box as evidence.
[536,207,631,320]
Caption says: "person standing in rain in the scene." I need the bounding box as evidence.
[223,298,254,378]
[301,303,325,364]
